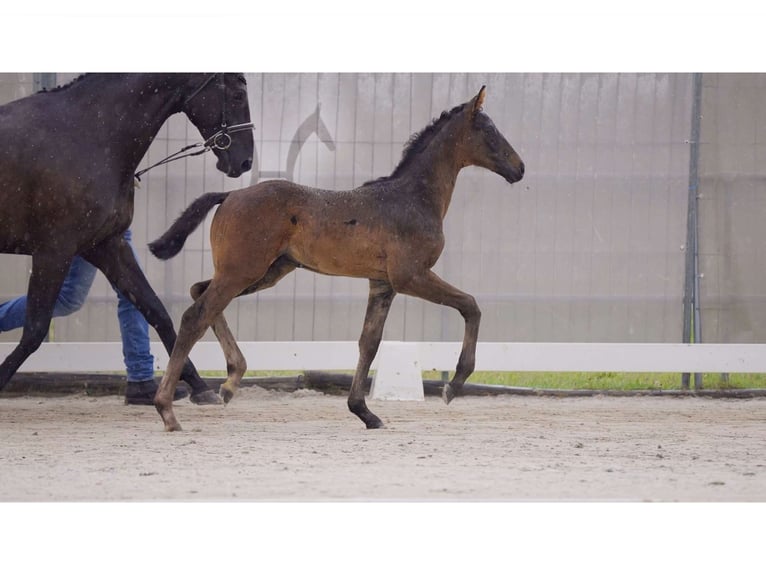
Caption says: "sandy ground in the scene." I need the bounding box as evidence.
[0,387,764,501]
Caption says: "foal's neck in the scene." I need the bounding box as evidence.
[407,121,467,219]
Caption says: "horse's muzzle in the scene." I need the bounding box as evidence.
[239,158,253,173]
[503,161,525,184]
[219,156,253,178]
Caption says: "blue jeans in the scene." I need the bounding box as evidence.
[0,230,155,382]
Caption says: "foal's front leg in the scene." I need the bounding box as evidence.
[349,280,396,429]
[394,270,480,404]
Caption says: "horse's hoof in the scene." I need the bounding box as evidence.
[365,417,385,430]
[164,421,183,432]
[442,384,456,404]
[190,390,223,406]
[220,387,234,404]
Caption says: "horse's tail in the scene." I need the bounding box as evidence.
[148,192,229,260]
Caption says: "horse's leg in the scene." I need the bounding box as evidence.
[155,275,244,431]
[189,279,247,405]
[82,237,221,405]
[348,279,396,429]
[192,256,298,404]
[0,253,72,390]
[393,270,480,404]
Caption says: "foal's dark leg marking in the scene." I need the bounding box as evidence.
[348,279,396,429]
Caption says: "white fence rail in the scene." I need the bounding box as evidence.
[3,341,766,374]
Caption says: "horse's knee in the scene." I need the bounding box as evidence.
[460,295,481,323]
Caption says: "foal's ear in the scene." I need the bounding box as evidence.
[470,85,487,116]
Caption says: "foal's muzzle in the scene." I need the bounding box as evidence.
[503,161,525,184]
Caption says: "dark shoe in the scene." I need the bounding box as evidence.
[124,379,189,405]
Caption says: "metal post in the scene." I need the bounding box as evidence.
[682,72,703,390]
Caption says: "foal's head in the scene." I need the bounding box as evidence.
[460,86,525,184]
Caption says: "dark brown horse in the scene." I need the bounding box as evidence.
[149,86,524,430]
[0,74,254,404]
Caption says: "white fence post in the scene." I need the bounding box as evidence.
[369,342,424,401]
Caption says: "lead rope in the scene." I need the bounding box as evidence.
[134,142,208,182]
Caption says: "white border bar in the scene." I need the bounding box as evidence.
[2,341,766,374]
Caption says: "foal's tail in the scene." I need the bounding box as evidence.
[148,192,229,260]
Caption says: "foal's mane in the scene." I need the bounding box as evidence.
[366,101,467,184]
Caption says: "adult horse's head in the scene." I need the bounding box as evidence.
[181,73,254,177]
[462,86,525,185]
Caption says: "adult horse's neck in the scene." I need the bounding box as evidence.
[56,74,192,178]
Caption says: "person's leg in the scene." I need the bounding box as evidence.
[113,229,155,383]
[115,293,156,381]
[114,229,187,404]
[0,257,97,332]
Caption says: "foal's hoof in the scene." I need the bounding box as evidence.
[365,417,385,430]
[190,389,223,406]
[220,387,235,405]
[165,421,183,432]
[155,405,183,432]
[442,384,457,404]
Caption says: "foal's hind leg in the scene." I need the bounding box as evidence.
[348,280,396,429]
[393,270,480,404]
[191,256,298,404]
[155,276,245,431]
[190,280,245,405]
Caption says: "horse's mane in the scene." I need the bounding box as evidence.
[37,74,89,94]
[366,102,467,185]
